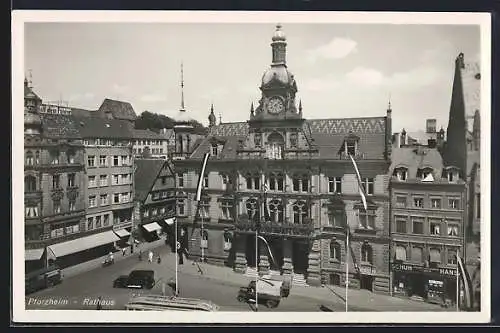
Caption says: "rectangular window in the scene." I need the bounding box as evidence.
[447,250,458,265]
[413,197,424,208]
[430,221,441,235]
[121,174,129,184]
[395,196,407,208]
[51,174,60,189]
[152,192,160,200]
[211,145,218,156]
[87,217,93,230]
[221,201,233,220]
[53,199,61,214]
[449,198,459,209]
[161,176,167,185]
[395,217,407,233]
[88,195,96,208]
[113,193,120,204]
[431,198,441,209]
[412,219,424,234]
[113,156,119,166]
[121,155,128,166]
[67,173,76,187]
[95,216,102,228]
[120,192,129,203]
[25,206,39,218]
[178,173,184,188]
[69,199,76,211]
[152,208,158,216]
[87,155,95,167]
[447,223,459,237]
[328,210,344,227]
[328,177,342,193]
[99,175,107,187]
[160,207,165,214]
[112,175,119,185]
[302,176,309,192]
[143,209,149,217]
[346,141,356,155]
[100,194,108,206]
[358,209,375,229]
[99,155,107,167]
[199,199,210,218]
[362,178,374,195]
[103,214,110,226]
[293,178,300,192]
[88,175,96,188]
[177,199,185,216]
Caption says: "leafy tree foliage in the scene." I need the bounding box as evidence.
[135,111,207,134]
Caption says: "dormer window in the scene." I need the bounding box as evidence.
[254,133,262,148]
[290,132,298,148]
[444,167,460,183]
[339,132,360,157]
[417,167,434,181]
[393,167,408,181]
[266,132,284,160]
[211,144,218,157]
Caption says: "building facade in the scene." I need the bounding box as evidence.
[389,146,466,304]
[24,79,87,271]
[134,159,177,244]
[132,129,169,159]
[173,24,392,292]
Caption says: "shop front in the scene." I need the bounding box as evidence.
[391,263,458,304]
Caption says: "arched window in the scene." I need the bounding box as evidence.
[268,199,284,223]
[417,167,434,181]
[393,167,408,181]
[292,173,310,192]
[266,132,284,159]
[246,198,259,220]
[395,245,407,261]
[25,175,37,192]
[35,151,40,164]
[292,201,308,224]
[361,243,373,264]
[26,151,34,166]
[330,241,341,261]
[268,172,284,191]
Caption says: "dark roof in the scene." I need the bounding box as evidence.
[193,116,387,160]
[74,116,134,139]
[24,85,41,101]
[70,107,98,118]
[389,147,444,179]
[98,98,137,121]
[40,114,82,139]
[134,159,166,202]
[132,129,165,140]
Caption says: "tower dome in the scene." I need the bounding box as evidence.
[272,23,286,42]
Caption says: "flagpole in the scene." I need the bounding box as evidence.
[255,225,259,312]
[175,217,178,297]
[456,249,459,311]
[346,228,349,312]
[201,212,205,262]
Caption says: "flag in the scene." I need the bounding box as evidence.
[195,153,210,202]
[349,154,368,212]
[263,183,271,223]
[457,252,473,309]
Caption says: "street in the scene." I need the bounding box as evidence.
[25,243,448,312]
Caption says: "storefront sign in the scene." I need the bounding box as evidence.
[359,264,376,275]
[392,263,457,277]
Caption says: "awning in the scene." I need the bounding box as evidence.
[114,229,131,238]
[25,248,44,261]
[48,230,120,257]
[164,218,175,226]
[143,222,162,232]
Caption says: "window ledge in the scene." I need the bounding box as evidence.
[355,227,376,234]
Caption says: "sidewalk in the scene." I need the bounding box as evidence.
[153,248,447,312]
[62,238,166,279]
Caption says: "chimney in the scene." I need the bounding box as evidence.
[426,119,437,134]
[401,129,407,147]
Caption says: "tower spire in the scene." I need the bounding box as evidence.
[180,62,185,111]
[388,93,392,111]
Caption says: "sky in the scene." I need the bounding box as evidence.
[24,22,480,132]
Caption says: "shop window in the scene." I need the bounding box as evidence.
[330,241,341,261]
[361,243,373,264]
[268,199,284,223]
[292,201,308,224]
[395,245,407,261]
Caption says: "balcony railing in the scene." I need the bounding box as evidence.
[235,221,314,237]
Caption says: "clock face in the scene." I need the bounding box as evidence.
[267,97,284,114]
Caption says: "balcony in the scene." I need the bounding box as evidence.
[235,221,314,237]
[339,151,365,160]
[24,190,43,200]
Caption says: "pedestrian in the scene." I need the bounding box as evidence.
[148,250,153,263]
[138,250,142,261]
[157,255,161,264]
[96,296,102,310]
[109,252,114,263]
[122,247,126,256]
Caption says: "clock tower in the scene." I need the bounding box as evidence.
[250,24,301,123]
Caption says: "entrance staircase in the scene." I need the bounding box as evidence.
[244,267,309,287]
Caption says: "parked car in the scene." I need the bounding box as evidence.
[25,265,63,294]
[113,270,155,289]
[237,278,289,308]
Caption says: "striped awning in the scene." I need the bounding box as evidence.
[114,229,131,238]
[48,230,120,257]
[143,222,162,232]
[25,248,45,261]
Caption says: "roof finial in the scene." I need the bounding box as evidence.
[250,102,254,116]
[299,99,302,112]
[219,113,222,125]
[28,69,33,88]
[180,62,185,111]
[388,93,392,110]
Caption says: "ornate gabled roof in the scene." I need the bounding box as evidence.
[98,98,137,121]
[307,117,385,135]
[40,114,82,139]
[134,159,166,203]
